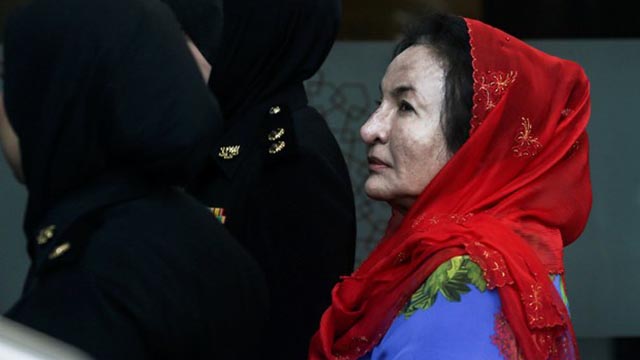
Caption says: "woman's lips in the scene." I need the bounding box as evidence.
[368,156,390,172]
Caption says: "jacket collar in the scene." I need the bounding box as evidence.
[27,172,152,262]
[212,83,308,179]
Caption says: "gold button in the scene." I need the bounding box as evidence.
[269,141,286,154]
[49,242,71,260]
[218,145,241,160]
[36,225,56,245]
[268,128,285,142]
[269,106,281,115]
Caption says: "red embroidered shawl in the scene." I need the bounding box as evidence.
[309,18,591,360]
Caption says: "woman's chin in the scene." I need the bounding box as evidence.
[364,181,390,202]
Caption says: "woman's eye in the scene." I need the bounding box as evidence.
[399,100,415,113]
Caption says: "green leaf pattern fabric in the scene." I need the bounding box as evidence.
[401,255,486,319]
[400,256,570,320]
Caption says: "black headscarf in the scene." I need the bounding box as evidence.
[210,0,341,120]
[158,0,223,64]
[2,0,222,238]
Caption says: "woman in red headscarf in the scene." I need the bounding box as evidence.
[310,14,590,360]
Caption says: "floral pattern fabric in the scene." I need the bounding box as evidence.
[361,256,570,360]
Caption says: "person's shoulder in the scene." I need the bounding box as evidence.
[291,106,343,155]
[97,188,222,237]
[401,255,493,319]
[257,104,353,200]
[76,189,264,308]
[83,189,235,272]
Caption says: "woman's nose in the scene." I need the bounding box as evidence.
[360,107,389,145]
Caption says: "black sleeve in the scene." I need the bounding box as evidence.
[6,267,149,360]
[257,147,356,358]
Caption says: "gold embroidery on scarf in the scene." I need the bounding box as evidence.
[413,213,474,228]
[566,139,582,159]
[528,284,543,312]
[478,70,518,111]
[491,261,507,278]
[351,336,370,354]
[395,252,410,265]
[571,140,581,153]
[526,283,545,324]
[411,213,428,228]
[512,117,542,158]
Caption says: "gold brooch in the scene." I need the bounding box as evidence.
[269,141,286,154]
[49,242,71,260]
[268,128,285,141]
[218,145,241,160]
[37,225,56,245]
[269,106,281,115]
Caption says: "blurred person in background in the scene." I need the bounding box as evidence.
[0,0,266,358]
[187,0,357,358]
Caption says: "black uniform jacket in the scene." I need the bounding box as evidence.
[2,0,267,358]
[189,84,356,359]
[195,0,356,357]
[7,179,267,360]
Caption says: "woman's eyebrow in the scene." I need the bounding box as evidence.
[379,84,417,98]
[391,85,416,98]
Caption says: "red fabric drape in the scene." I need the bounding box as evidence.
[309,18,591,360]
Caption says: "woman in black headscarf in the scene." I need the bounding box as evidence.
[188,0,356,358]
[0,0,266,358]
[158,0,222,82]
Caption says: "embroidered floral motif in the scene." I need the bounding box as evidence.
[412,212,474,228]
[554,331,573,358]
[572,140,581,152]
[493,313,575,360]
[411,213,428,228]
[512,117,543,158]
[491,312,523,360]
[352,336,369,352]
[471,70,518,133]
[526,283,545,325]
[466,242,513,289]
[400,256,486,319]
[534,332,555,356]
[478,70,518,111]
[568,139,581,158]
[394,252,411,266]
[561,108,573,118]
[490,261,507,279]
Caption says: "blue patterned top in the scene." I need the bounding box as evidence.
[361,256,569,360]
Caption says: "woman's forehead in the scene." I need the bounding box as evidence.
[382,46,445,94]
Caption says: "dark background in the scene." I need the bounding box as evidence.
[2,0,639,39]
[339,0,637,39]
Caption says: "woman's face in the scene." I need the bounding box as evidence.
[360,45,451,213]
[0,95,25,183]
